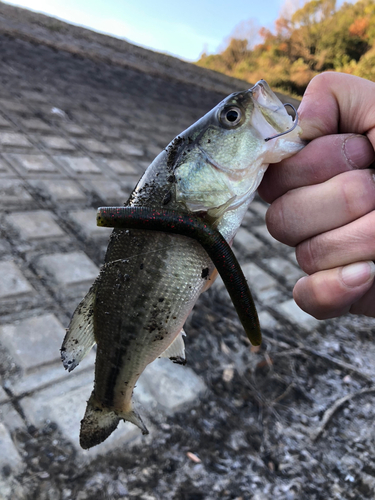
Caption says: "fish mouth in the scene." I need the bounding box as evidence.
[250,80,279,106]
[249,80,295,136]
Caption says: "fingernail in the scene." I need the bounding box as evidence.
[341,261,375,287]
[343,135,374,169]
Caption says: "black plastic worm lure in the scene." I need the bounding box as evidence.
[97,206,262,346]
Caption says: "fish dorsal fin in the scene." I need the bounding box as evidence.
[159,329,186,365]
[61,282,97,372]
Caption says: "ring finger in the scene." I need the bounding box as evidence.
[296,210,375,274]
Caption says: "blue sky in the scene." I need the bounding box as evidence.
[3,0,352,61]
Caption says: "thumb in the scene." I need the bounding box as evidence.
[298,72,375,148]
[293,261,375,320]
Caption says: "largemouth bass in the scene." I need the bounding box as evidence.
[61,80,304,449]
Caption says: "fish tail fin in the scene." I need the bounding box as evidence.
[80,393,120,449]
[79,393,149,449]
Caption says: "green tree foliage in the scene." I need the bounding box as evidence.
[197,0,375,96]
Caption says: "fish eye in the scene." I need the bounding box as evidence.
[219,106,243,128]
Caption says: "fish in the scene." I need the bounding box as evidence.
[61,80,304,449]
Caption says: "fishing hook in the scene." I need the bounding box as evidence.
[264,103,298,142]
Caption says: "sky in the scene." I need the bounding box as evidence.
[2,0,351,62]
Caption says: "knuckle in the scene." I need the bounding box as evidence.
[266,194,297,246]
[295,237,322,274]
[339,171,375,219]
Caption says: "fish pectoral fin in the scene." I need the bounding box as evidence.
[206,195,237,225]
[159,329,186,365]
[61,282,97,372]
[80,394,149,449]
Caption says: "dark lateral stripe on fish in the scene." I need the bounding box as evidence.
[97,206,262,346]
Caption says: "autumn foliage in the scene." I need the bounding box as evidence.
[196,0,375,96]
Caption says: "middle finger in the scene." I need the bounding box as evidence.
[266,169,375,246]
[296,210,375,274]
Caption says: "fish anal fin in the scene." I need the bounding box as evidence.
[61,283,97,372]
[159,329,186,364]
[118,407,149,435]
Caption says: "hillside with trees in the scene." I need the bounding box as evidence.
[197,0,375,96]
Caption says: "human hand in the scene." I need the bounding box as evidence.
[258,72,375,319]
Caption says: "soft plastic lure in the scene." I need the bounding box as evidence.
[97,206,262,346]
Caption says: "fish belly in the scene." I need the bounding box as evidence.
[92,228,214,412]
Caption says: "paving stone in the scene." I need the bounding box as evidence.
[6,210,66,240]
[0,260,34,299]
[258,310,279,331]
[140,358,206,411]
[59,122,87,136]
[250,201,269,218]
[0,423,24,475]
[88,179,128,204]
[240,210,257,227]
[104,158,138,175]
[277,299,320,331]
[94,125,122,139]
[4,152,58,173]
[0,98,29,113]
[0,313,66,371]
[0,179,33,205]
[79,138,112,154]
[0,157,10,172]
[71,110,101,124]
[40,179,87,203]
[0,132,32,148]
[69,209,112,239]
[114,142,144,156]
[57,156,101,174]
[10,351,95,396]
[0,386,8,404]
[253,224,285,248]
[21,90,48,102]
[233,227,263,255]
[263,257,305,287]
[120,180,137,199]
[36,251,99,288]
[40,136,76,151]
[138,160,151,173]
[0,239,11,256]
[146,143,163,158]
[241,262,280,302]
[0,115,11,128]
[0,402,25,431]
[21,118,52,132]
[101,114,126,127]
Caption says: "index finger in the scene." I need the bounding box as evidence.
[258,133,375,203]
[299,72,375,146]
